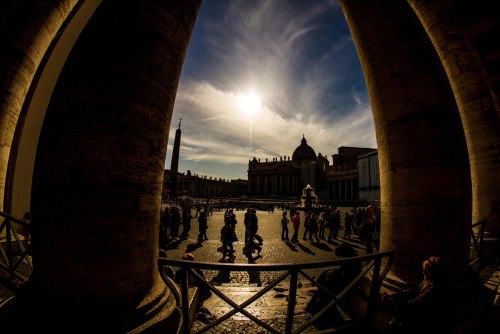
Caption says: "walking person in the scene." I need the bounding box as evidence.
[219,220,235,262]
[308,212,320,242]
[332,209,341,239]
[303,211,311,241]
[244,208,262,259]
[159,208,170,248]
[281,211,289,241]
[318,213,326,240]
[244,208,251,246]
[290,211,300,243]
[343,211,353,239]
[227,208,238,242]
[326,211,335,242]
[363,204,379,253]
[180,205,193,239]
[197,210,209,241]
[170,206,181,239]
[250,208,263,245]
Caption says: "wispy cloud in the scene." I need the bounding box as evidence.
[166,0,375,180]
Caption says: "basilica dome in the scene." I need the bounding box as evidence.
[292,135,317,162]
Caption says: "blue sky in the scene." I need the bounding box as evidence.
[165,0,375,180]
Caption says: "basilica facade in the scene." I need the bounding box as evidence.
[247,136,377,202]
[247,136,327,198]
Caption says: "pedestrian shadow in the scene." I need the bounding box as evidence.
[247,269,262,287]
[296,242,315,255]
[327,239,341,247]
[284,241,298,252]
[186,242,203,253]
[246,253,262,264]
[211,270,231,285]
[310,241,334,252]
[164,239,182,250]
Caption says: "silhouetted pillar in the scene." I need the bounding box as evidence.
[340,0,471,284]
[7,1,201,331]
[408,0,500,234]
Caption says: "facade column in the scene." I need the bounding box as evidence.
[350,179,354,201]
[340,0,471,283]
[287,175,291,195]
[341,180,345,201]
[3,1,201,331]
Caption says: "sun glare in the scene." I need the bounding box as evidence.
[237,92,261,117]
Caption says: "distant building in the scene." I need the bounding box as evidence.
[358,150,380,202]
[247,136,329,198]
[325,146,378,203]
[163,169,247,199]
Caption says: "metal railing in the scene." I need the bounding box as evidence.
[470,220,487,266]
[0,211,32,283]
[159,250,394,334]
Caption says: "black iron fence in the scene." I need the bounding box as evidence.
[0,211,32,284]
[470,220,487,266]
[159,250,394,334]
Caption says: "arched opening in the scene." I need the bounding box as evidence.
[6,0,102,219]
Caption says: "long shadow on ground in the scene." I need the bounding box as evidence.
[310,241,334,252]
[284,241,298,252]
[296,242,315,255]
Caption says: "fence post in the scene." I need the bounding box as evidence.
[6,219,13,274]
[180,267,191,334]
[366,256,381,323]
[285,270,298,333]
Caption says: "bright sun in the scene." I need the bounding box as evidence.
[237,92,261,117]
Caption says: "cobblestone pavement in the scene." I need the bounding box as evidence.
[162,207,366,266]
[162,208,366,333]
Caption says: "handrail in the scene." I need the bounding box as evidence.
[0,211,32,284]
[159,250,394,334]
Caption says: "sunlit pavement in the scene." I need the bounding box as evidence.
[162,209,366,333]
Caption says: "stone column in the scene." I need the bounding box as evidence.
[407,0,500,234]
[340,0,471,283]
[9,1,201,331]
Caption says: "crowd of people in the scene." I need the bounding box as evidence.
[159,200,382,264]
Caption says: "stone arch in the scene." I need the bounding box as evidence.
[5,0,102,218]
